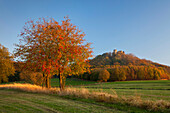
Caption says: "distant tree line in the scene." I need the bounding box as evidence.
[75,65,170,82]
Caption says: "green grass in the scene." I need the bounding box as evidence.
[2,78,97,87]
[84,80,170,90]
[50,78,97,87]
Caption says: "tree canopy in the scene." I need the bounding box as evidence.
[0,44,15,83]
[14,17,93,90]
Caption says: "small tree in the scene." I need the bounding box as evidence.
[0,44,15,83]
[14,17,93,90]
[98,69,110,82]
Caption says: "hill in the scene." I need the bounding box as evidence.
[89,49,170,72]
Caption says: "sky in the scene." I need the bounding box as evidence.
[0,0,170,66]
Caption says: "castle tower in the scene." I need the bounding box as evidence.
[120,50,123,53]
[113,49,117,54]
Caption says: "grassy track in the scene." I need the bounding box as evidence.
[0,89,157,113]
[0,89,122,113]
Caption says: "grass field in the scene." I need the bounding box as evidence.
[5,79,170,101]
[0,79,170,113]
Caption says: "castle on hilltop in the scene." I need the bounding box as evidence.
[113,49,125,54]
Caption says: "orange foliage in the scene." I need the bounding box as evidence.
[14,17,93,89]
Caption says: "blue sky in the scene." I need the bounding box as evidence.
[0,0,170,66]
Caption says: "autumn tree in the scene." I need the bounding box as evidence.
[0,44,15,83]
[14,17,93,90]
[98,69,110,82]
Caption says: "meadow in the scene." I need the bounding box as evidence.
[0,79,170,113]
[50,78,170,101]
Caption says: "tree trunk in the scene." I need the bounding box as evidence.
[45,74,50,88]
[42,73,45,88]
[59,73,64,91]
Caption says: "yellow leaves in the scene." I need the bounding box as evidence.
[0,44,15,83]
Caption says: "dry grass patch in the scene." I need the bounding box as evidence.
[0,83,169,111]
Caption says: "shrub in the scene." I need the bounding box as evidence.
[20,71,43,85]
[98,69,110,82]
